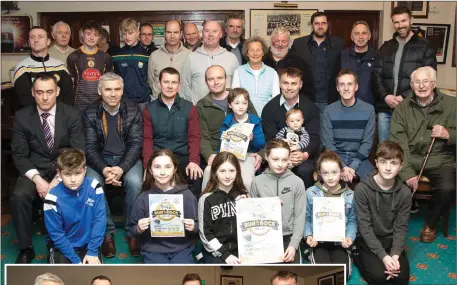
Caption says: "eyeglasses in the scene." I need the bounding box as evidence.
[412,80,435,87]
[141,33,153,37]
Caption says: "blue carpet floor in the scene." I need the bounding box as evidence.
[1,206,456,285]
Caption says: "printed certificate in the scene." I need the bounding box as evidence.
[220,123,255,160]
[149,194,185,237]
[236,197,284,264]
[313,197,345,242]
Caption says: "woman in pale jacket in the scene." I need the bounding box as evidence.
[231,36,280,115]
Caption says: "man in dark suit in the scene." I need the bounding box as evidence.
[10,72,85,263]
[290,11,344,141]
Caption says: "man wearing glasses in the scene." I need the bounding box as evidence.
[390,66,455,243]
[139,23,157,55]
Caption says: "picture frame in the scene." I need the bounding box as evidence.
[317,274,335,285]
[392,1,429,18]
[220,275,243,285]
[452,8,456,67]
[250,9,318,45]
[411,23,451,64]
[1,15,33,54]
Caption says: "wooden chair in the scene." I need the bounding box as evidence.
[414,176,450,237]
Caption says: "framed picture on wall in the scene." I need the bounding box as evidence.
[412,23,451,64]
[392,1,429,18]
[1,15,32,54]
[220,275,243,285]
[317,274,335,285]
[334,271,344,285]
[250,9,317,45]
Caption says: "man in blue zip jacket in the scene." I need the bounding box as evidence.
[112,18,151,110]
[341,21,377,106]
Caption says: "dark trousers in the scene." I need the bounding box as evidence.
[177,155,203,199]
[292,158,315,189]
[48,247,103,264]
[354,238,409,285]
[283,234,301,264]
[10,174,53,249]
[421,166,456,227]
[310,242,351,279]
[202,248,230,264]
[143,245,195,264]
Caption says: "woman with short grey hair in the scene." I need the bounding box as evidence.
[231,36,280,115]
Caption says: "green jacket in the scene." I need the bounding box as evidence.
[390,89,456,181]
[196,91,258,162]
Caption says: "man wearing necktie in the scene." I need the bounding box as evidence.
[10,72,85,263]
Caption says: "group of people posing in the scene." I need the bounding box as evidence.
[9,6,455,285]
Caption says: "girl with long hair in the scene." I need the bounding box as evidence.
[250,139,307,264]
[198,152,248,264]
[130,149,198,264]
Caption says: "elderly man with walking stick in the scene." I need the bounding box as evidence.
[389,66,456,243]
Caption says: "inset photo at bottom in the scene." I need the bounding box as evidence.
[6,265,345,285]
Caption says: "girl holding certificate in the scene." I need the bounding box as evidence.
[198,152,248,264]
[304,150,357,279]
[131,149,199,264]
[250,139,307,263]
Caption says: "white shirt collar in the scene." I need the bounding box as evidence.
[279,95,299,110]
[37,103,57,117]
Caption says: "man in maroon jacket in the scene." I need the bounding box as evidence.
[142,67,203,197]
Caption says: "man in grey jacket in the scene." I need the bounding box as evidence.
[148,20,191,99]
[180,20,239,104]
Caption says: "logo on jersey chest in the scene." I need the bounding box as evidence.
[82,68,101,81]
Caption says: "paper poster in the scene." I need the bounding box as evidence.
[151,23,165,47]
[236,197,284,264]
[312,197,345,242]
[1,15,32,53]
[149,194,185,237]
[220,123,254,160]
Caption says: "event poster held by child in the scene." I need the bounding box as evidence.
[198,152,248,264]
[250,139,307,264]
[304,149,357,279]
[130,149,198,264]
[219,88,266,190]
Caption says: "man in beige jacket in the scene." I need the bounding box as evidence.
[148,20,191,99]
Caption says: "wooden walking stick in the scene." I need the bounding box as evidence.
[417,136,436,182]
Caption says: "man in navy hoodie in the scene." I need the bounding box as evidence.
[44,148,106,264]
[112,18,151,110]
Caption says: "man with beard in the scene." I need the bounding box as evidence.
[341,21,377,106]
[290,11,344,133]
[219,14,246,65]
[183,23,202,52]
[139,23,157,55]
[264,26,314,101]
[373,6,436,145]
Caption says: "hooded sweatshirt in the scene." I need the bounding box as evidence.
[130,184,198,254]
[304,181,357,242]
[198,188,246,261]
[250,169,307,250]
[180,46,239,104]
[354,172,411,260]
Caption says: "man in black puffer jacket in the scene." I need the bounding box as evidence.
[373,6,436,144]
[83,72,143,259]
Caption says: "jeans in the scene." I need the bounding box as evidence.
[340,155,374,181]
[143,245,195,264]
[377,112,392,143]
[86,156,143,237]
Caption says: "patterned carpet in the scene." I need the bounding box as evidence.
[1,205,455,285]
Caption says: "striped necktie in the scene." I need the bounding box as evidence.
[41,113,54,153]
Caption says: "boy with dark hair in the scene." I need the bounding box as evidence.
[270,270,299,285]
[67,20,113,110]
[354,141,411,285]
[44,148,106,264]
[182,273,202,285]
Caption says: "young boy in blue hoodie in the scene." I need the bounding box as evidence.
[44,148,106,264]
[354,141,411,285]
[219,88,266,190]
